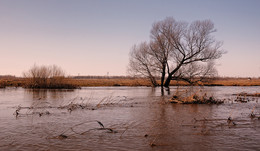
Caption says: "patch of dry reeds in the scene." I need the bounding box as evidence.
[169,89,224,104]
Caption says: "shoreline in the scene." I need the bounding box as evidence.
[1,77,260,88]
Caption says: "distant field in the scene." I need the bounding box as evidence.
[68,78,260,87]
[202,78,260,86]
[1,77,260,88]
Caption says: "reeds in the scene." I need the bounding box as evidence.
[13,95,131,118]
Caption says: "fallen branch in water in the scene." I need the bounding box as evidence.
[56,120,117,139]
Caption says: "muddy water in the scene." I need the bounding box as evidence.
[0,86,259,151]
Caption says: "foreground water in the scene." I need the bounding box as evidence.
[0,86,259,151]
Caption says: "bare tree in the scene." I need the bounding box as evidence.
[128,42,158,87]
[149,19,174,88]
[128,17,225,88]
[174,61,217,85]
[163,18,223,87]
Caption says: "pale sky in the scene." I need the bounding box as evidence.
[0,0,260,77]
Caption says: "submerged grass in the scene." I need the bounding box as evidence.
[232,92,260,103]
[13,95,131,118]
[235,92,260,97]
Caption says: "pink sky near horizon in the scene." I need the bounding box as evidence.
[0,0,260,77]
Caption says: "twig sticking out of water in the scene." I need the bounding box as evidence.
[150,133,159,147]
[15,109,19,117]
[250,113,256,118]
[58,134,68,139]
[120,121,137,138]
[250,105,259,119]
[227,117,237,126]
[96,120,105,128]
[143,120,161,137]
[96,95,114,108]
[228,107,236,122]
[13,105,21,117]
[119,120,147,138]
[227,116,232,122]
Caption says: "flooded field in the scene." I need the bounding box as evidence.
[0,86,260,151]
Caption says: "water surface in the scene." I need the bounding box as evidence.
[0,86,259,151]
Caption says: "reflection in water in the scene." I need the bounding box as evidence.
[25,89,75,100]
[160,87,171,96]
[0,86,259,150]
[28,89,48,100]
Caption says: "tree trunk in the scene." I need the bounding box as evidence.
[160,65,166,88]
[164,61,184,87]
[150,76,158,87]
[164,74,172,88]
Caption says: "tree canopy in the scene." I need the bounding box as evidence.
[128,17,225,88]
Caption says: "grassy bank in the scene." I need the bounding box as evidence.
[68,78,260,87]
[203,78,260,86]
[0,78,25,88]
[1,77,260,88]
[0,78,77,89]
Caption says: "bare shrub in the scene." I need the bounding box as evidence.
[23,64,77,89]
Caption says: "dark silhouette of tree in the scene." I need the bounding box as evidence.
[128,17,225,88]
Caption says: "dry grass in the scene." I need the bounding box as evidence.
[63,77,260,87]
[67,78,153,87]
[1,77,260,88]
[0,78,25,88]
[203,78,260,86]
[0,78,76,89]
[169,88,224,104]
[170,92,224,104]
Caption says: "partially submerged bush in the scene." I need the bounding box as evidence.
[170,91,223,104]
[23,64,78,89]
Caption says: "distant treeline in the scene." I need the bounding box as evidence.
[71,76,140,79]
[0,75,16,79]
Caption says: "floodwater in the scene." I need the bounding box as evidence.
[0,86,259,151]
